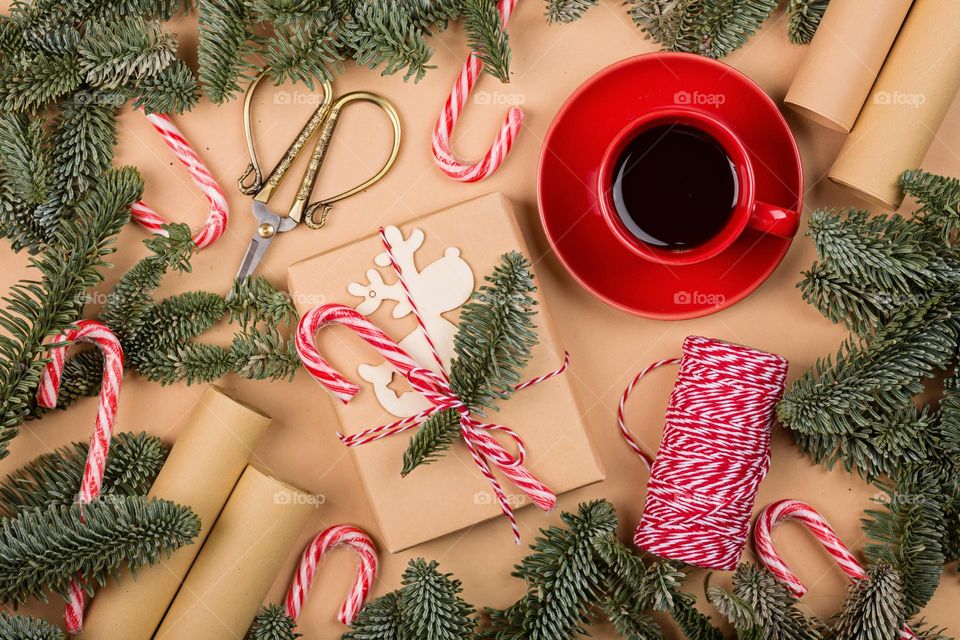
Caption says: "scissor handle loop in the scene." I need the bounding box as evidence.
[293,92,401,229]
[238,70,334,198]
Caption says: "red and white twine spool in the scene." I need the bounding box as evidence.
[129,112,228,249]
[296,228,567,542]
[619,336,788,570]
[284,525,378,626]
[36,319,124,634]
[431,0,524,182]
[753,499,917,640]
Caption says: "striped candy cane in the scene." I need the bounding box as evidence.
[36,319,124,634]
[431,0,524,182]
[753,499,917,640]
[284,525,378,626]
[129,112,228,249]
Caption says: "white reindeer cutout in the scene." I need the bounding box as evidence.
[347,226,474,417]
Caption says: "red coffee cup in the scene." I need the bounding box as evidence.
[597,107,799,266]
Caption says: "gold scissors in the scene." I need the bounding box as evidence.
[234,72,402,282]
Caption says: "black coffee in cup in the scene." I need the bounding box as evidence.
[611,123,739,250]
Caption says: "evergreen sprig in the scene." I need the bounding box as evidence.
[341,559,474,640]
[198,0,513,104]
[0,167,142,459]
[402,251,539,474]
[0,431,168,516]
[249,603,301,640]
[780,168,960,637]
[44,223,300,408]
[0,612,65,640]
[545,0,830,58]
[0,495,199,606]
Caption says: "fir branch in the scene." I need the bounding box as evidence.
[545,0,600,24]
[863,474,946,617]
[627,0,703,55]
[0,495,199,606]
[263,22,342,89]
[777,295,957,438]
[787,0,828,44]
[798,261,893,337]
[230,328,301,381]
[343,590,402,640]
[228,276,297,329]
[505,500,618,639]
[78,17,179,89]
[132,58,200,114]
[138,342,235,385]
[197,0,258,104]
[901,169,960,246]
[0,612,64,640]
[0,431,168,516]
[402,252,538,474]
[695,0,778,59]
[0,174,46,252]
[0,112,50,206]
[464,0,511,82]
[250,603,301,640]
[808,209,960,295]
[347,1,435,82]
[723,563,821,640]
[832,563,906,640]
[0,167,142,459]
[0,52,82,112]
[398,558,477,640]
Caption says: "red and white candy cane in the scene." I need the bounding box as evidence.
[129,112,228,249]
[36,319,124,634]
[284,525,378,626]
[431,0,524,182]
[754,499,917,640]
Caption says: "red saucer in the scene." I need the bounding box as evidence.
[537,53,803,320]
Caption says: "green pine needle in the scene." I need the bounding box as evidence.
[402,251,539,474]
[833,563,906,640]
[198,0,258,103]
[724,563,822,640]
[398,559,476,640]
[545,0,600,24]
[343,590,402,640]
[464,0,511,82]
[0,167,142,458]
[78,17,179,89]
[0,495,199,606]
[249,603,301,640]
[0,431,168,516]
[348,2,436,82]
[132,58,200,114]
[787,0,829,44]
[0,612,64,640]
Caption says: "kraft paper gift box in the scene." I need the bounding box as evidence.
[287,192,605,552]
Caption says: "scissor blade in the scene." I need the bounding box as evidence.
[235,235,272,282]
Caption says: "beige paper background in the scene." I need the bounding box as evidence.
[0,3,958,638]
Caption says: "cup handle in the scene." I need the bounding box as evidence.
[747,201,800,238]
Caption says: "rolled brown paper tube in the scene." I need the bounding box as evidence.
[81,386,271,640]
[784,0,913,132]
[829,0,960,208]
[154,465,314,640]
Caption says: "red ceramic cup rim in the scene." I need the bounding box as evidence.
[597,107,757,266]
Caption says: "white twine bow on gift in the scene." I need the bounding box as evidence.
[296,228,569,542]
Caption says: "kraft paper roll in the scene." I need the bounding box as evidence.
[81,386,271,640]
[784,0,912,132]
[829,0,960,208]
[154,465,314,640]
